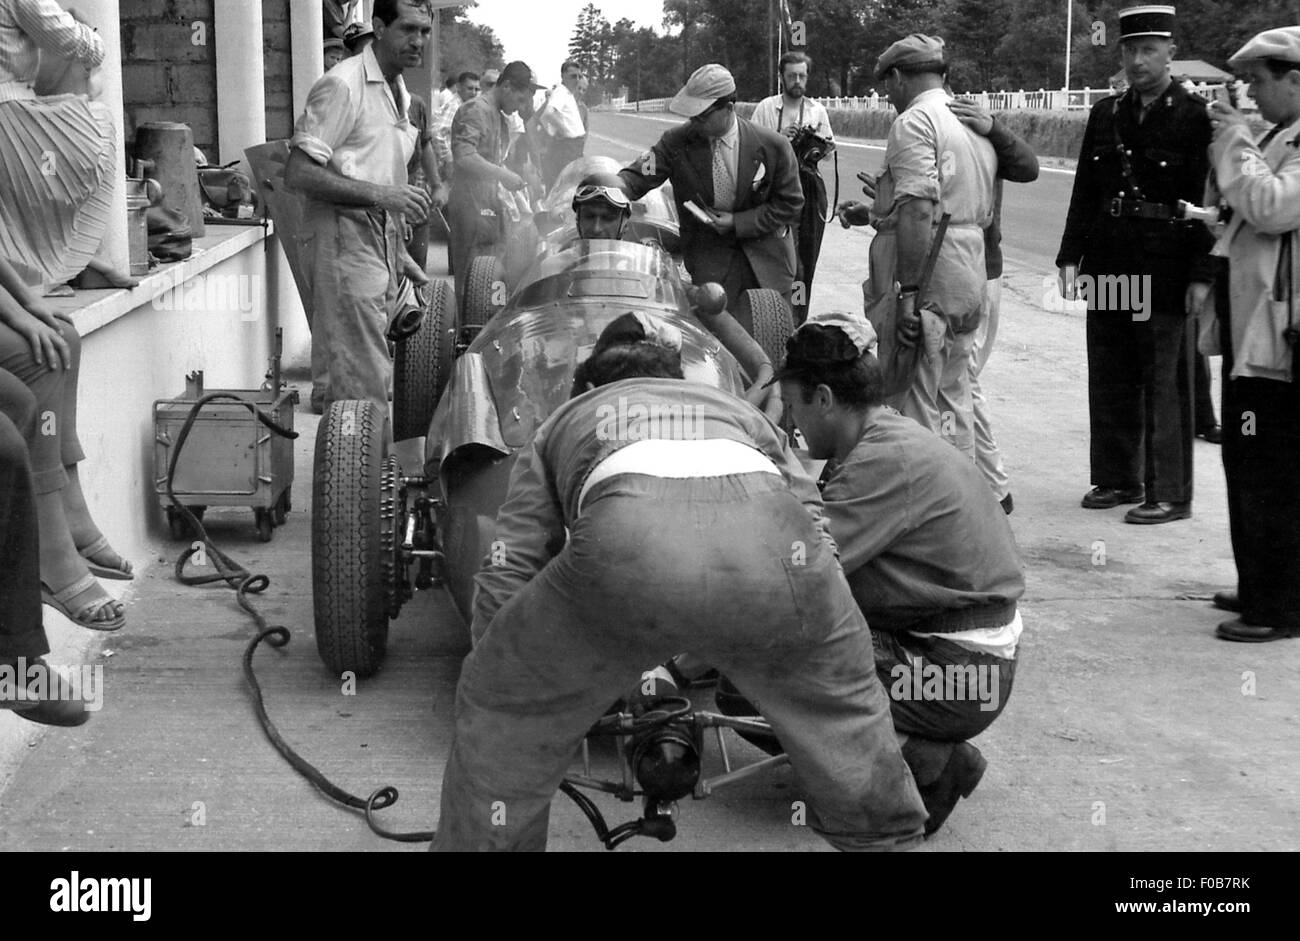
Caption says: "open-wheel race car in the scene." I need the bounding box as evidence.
[312,236,795,673]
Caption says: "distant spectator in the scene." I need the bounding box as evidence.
[324,37,346,70]
[536,60,587,189]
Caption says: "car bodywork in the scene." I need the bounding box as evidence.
[424,238,746,621]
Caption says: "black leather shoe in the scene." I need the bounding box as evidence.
[1213,590,1241,613]
[920,742,987,837]
[0,658,90,727]
[1000,493,1013,515]
[1124,501,1192,524]
[1081,485,1144,509]
[1215,619,1299,643]
[1197,425,1222,444]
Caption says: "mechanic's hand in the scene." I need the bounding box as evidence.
[1186,280,1212,318]
[500,169,528,192]
[379,184,431,224]
[428,183,449,209]
[856,170,878,201]
[0,303,70,369]
[837,199,872,228]
[947,100,994,136]
[706,209,735,234]
[782,124,800,139]
[1207,99,1250,135]
[896,292,921,348]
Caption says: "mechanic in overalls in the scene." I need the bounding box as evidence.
[445,60,538,308]
[775,310,1024,836]
[284,0,433,415]
[431,313,928,851]
[851,35,997,463]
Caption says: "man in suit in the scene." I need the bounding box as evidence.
[619,64,803,335]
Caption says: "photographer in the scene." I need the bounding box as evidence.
[752,51,834,325]
[1202,27,1300,643]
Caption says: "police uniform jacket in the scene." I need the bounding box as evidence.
[1055,80,1215,295]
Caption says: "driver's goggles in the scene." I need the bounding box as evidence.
[573,184,630,210]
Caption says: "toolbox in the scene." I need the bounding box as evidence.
[153,332,298,542]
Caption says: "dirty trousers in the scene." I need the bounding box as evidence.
[971,278,1009,499]
[431,472,927,851]
[301,203,402,414]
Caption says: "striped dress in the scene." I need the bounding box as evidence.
[0,0,114,289]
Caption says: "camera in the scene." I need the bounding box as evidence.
[789,125,834,167]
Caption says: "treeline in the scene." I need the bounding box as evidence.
[436,5,506,81]
[567,0,1300,102]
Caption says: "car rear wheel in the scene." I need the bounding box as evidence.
[745,288,796,368]
[393,277,455,442]
[463,255,505,328]
[312,399,395,678]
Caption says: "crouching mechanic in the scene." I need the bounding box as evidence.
[776,310,1025,835]
[431,312,928,851]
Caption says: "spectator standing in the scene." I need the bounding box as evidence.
[1203,27,1300,642]
[751,51,834,324]
[537,61,587,190]
[619,64,803,336]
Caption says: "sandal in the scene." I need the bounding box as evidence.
[40,573,125,632]
[77,535,134,580]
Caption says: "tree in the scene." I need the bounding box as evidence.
[569,3,612,80]
[436,5,504,80]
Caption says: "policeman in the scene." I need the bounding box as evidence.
[1055,5,1214,524]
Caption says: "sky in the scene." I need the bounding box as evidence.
[465,0,670,87]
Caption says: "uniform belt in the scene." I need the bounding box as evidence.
[905,599,1018,635]
[1108,197,1175,220]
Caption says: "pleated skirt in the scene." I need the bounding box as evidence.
[0,92,116,288]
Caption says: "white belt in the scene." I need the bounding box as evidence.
[577,438,781,514]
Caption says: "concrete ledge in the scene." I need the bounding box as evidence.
[36,220,311,590]
[48,222,276,338]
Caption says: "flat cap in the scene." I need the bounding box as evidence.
[874,34,946,80]
[1228,26,1300,69]
[770,310,878,384]
[669,64,736,118]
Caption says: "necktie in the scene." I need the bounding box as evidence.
[711,138,734,212]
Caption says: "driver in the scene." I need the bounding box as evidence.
[430,312,929,852]
[571,171,633,241]
[571,172,784,422]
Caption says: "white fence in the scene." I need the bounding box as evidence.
[610,83,1250,114]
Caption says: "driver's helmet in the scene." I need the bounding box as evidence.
[571,171,632,217]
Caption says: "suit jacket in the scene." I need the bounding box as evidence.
[619,116,803,294]
[1055,81,1214,293]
